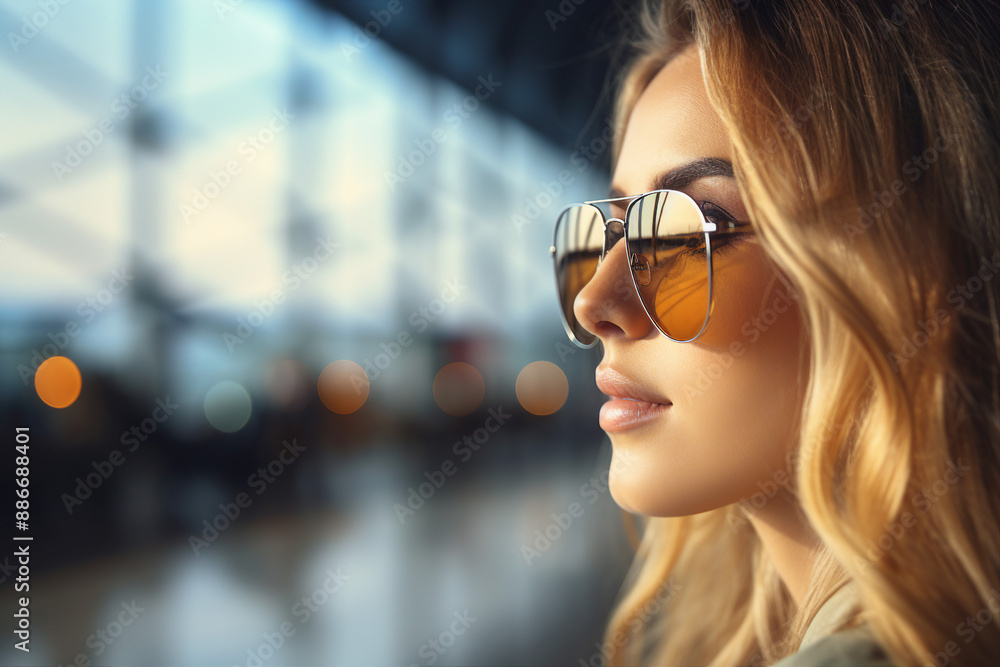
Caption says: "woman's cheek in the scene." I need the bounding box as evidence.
[671,249,806,499]
[670,244,790,405]
[701,243,783,347]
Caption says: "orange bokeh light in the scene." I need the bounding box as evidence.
[318,360,369,414]
[34,356,82,408]
[516,361,568,416]
[432,362,485,416]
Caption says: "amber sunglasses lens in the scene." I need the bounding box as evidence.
[626,190,712,341]
[552,204,604,346]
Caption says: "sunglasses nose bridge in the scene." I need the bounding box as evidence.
[603,217,625,255]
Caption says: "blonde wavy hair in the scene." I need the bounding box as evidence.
[601,1,1000,665]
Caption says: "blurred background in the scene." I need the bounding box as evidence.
[0,0,643,664]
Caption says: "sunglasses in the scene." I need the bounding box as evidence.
[550,188,752,348]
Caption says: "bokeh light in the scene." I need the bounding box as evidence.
[516,361,569,415]
[318,360,369,414]
[432,362,485,416]
[34,356,82,408]
[266,358,310,411]
[204,380,253,433]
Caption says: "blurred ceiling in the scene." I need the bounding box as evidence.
[315,0,640,160]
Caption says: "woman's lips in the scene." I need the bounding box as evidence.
[599,397,672,431]
[595,365,672,432]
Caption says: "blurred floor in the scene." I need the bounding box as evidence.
[0,443,635,666]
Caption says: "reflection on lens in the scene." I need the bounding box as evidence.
[627,191,711,341]
[552,204,604,346]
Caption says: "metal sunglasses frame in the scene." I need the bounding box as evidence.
[550,188,719,349]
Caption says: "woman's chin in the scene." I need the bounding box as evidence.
[608,469,722,518]
[608,470,666,516]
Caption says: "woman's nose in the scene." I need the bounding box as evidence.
[573,228,655,343]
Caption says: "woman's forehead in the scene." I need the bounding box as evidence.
[613,48,733,194]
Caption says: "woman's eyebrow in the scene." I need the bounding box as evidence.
[608,157,734,199]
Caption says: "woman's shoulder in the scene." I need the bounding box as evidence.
[770,623,896,667]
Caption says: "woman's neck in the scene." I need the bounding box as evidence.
[743,487,824,608]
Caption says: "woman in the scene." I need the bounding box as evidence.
[550,0,1000,665]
